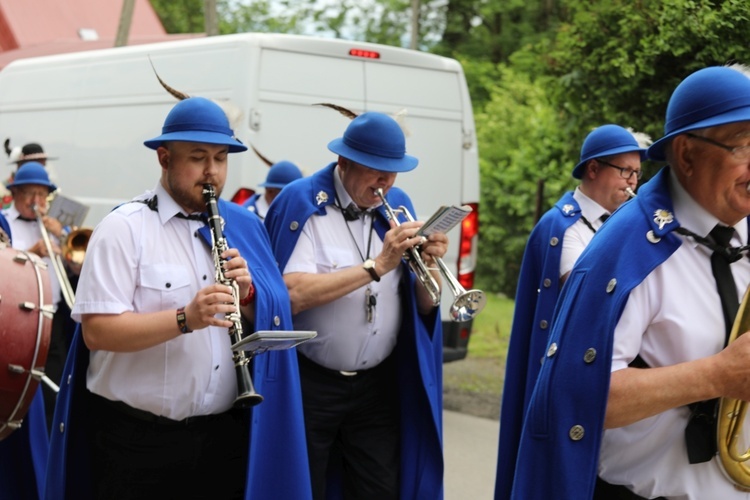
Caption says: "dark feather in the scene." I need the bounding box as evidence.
[3,138,10,157]
[313,102,358,120]
[251,144,274,167]
[149,56,190,101]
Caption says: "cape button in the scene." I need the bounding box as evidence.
[539,320,549,330]
[606,279,617,293]
[290,221,300,231]
[583,348,597,363]
[546,342,558,357]
[550,237,559,247]
[569,425,585,441]
[543,278,552,288]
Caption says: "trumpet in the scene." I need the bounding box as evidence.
[375,188,486,322]
[717,284,750,490]
[33,204,76,310]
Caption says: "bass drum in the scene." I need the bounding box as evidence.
[0,244,53,440]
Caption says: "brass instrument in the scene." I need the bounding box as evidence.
[203,183,263,408]
[375,188,486,322]
[626,187,637,198]
[62,228,92,267]
[717,284,750,490]
[33,204,76,310]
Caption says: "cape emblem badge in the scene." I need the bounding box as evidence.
[653,209,673,230]
[562,204,574,215]
[316,191,329,206]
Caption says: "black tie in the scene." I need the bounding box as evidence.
[685,224,740,464]
[600,213,610,223]
[175,212,207,223]
[342,203,361,221]
[17,215,36,222]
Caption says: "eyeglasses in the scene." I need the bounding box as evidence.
[597,160,643,180]
[685,132,750,161]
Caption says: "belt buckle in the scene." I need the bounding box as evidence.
[339,370,358,377]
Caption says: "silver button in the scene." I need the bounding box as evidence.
[540,320,548,329]
[550,237,559,246]
[646,230,661,243]
[543,278,552,288]
[59,422,65,433]
[606,279,617,293]
[546,342,558,357]
[569,425,584,441]
[273,316,280,326]
[583,348,597,363]
[290,221,299,231]
[67,374,72,385]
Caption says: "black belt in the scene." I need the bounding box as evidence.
[89,391,228,427]
[297,352,378,379]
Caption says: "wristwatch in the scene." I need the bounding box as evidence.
[363,259,380,282]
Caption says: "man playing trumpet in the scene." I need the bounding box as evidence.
[265,111,447,499]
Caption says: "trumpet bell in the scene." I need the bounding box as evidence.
[717,284,750,491]
[450,289,487,322]
[63,228,92,266]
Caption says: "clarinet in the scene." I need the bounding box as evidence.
[203,183,264,408]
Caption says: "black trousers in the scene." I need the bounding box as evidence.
[42,303,73,432]
[87,391,249,500]
[297,353,400,500]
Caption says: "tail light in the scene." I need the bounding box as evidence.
[231,187,256,206]
[458,203,479,290]
[349,48,380,59]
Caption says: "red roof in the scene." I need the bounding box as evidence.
[0,0,197,68]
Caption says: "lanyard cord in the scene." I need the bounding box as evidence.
[335,195,375,262]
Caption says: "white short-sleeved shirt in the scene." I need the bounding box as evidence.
[71,182,237,420]
[599,170,750,499]
[559,187,610,277]
[3,204,62,308]
[284,168,403,372]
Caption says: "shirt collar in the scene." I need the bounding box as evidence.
[573,186,609,221]
[153,182,204,226]
[669,168,748,245]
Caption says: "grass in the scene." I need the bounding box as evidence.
[467,293,514,359]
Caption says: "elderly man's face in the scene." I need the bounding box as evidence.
[12,184,50,219]
[157,141,229,214]
[676,122,750,226]
[339,158,397,209]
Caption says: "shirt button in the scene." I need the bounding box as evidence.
[166,282,171,288]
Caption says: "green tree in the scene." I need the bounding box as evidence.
[150,0,205,33]
[472,62,576,296]
[546,0,750,149]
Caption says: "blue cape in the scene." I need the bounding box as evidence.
[241,193,261,213]
[0,213,49,500]
[509,167,701,498]
[44,199,312,500]
[494,191,580,499]
[265,163,445,498]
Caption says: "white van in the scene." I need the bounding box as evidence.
[0,33,480,361]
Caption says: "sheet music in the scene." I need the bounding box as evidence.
[417,204,473,237]
[48,194,90,228]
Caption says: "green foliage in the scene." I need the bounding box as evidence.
[547,0,750,142]
[471,62,576,296]
[149,0,205,33]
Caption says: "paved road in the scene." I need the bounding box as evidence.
[444,409,499,499]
